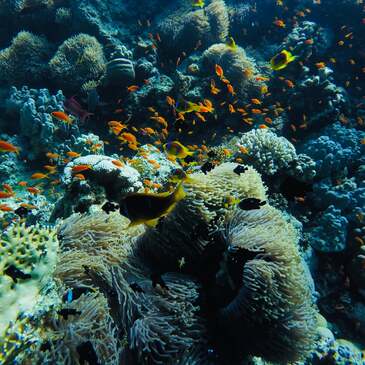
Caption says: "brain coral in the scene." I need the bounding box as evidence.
[202,43,261,96]
[0,31,52,86]
[49,33,106,91]
[218,206,318,363]
[234,129,297,175]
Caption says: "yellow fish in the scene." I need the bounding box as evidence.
[192,0,205,8]
[164,141,194,159]
[119,182,186,227]
[270,50,296,71]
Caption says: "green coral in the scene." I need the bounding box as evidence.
[49,33,106,91]
[0,31,52,85]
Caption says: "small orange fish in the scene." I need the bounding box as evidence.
[51,111,72,124]
[127,85,139,92]
[273,19,286,28]
[0,204,13,212]
[252,109,262,114]
[127,143,139,151]
[73,173,86,180]
[43,165,57,173]
[119,132,138,145]
[150,116,168,128]
[18,181,28,187]
[46,152,59,159]
[111,159,124,168]
[27,187,41,195]
[238,145,249,154]
[72,164,93,173]
[166,96,175,106]
[228,104,236,113]
[215,64,224,78]
[210,79,221,95]
[2,184,13,193]
[305,38,314,45]
[264,117,273,124]
[66,151,81,158]
[227,84,235,95]
[0,191,14,198]
[31,173,48,180]
[258,124,268,129]
[315,62,326,69]
[285,79,295,88]
[251,98,261,105]
[0,140,20,154]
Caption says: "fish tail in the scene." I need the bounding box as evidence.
[172,182,186,203]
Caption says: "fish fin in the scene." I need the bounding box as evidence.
[145,218,160,228]
[172,182,186,203]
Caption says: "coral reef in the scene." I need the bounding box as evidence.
[0,222,58,337]
[49,33,106,92]
[0,31,52,86]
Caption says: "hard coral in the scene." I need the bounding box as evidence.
[49,33,106,92]
[0,222,58,336]
[202,43,261,96]
[0,31,52,86]
[218,206,318,363]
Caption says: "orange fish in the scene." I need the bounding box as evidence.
[228,104,236,113]
[210,79,221,95]
[72,164,93,173]
[166,96,175,106]
[258,124,268,129]
[215,64,224,78]
[31,173,48,180]
[238,145,249,154]
[0,140,20,154]
[66,151,81,158]
[119,132,138,145]
[315,62,326,69]
[252,109,262,114]
[0,204,13,212]
[273,19,286,28]
[20,203,37,209]
[285,79,295,88]
[227,84,235,95]
[111,159,124,168]
[150,116,168,128]
[305,38,314,45]
[51,111,72,124]
[27,187,41,195]
[18,181,28,187]
[43,165,57,173]
[127,85,139,92]
[73,173,85,180]
[2,184,13,193]
[0,191,14,198]
[46,152,59,159]
[251,98,261,105]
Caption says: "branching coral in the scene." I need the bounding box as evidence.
[0,31,52,86]
[217,206,318,363]
[49,33,106,91]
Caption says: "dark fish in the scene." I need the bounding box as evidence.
[151,273,169,290]
[14,206,29,218]
[119,183,185,227]
[238,198,266,210]
[201,161,214,174]
[129,282,144,293]
[4,265,31,282]
[57,308,82,320]
[102,201,119,214]
[77,341,100,365]
[233,165,248,175]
